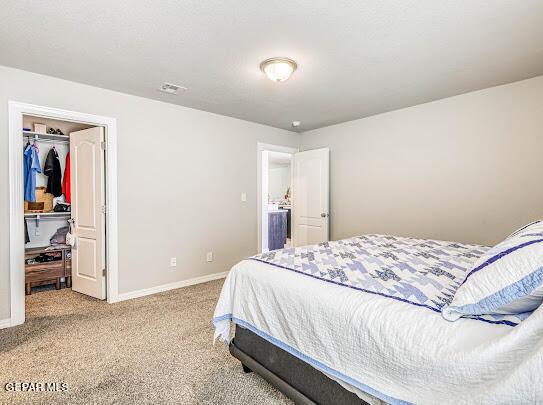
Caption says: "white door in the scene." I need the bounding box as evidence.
[70,127,106,299]
[292,148,329,246]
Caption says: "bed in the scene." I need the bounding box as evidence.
[213,234,542,404]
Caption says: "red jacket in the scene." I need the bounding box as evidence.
[62,152,71,203]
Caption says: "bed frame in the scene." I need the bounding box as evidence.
[230,325,368,405]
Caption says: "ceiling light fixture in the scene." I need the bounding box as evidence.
[260,57,297,82]
[291,121,301,128]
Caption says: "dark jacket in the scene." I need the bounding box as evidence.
[44,148,63,197]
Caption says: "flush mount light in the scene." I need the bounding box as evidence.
[260,57,297,82]
[291,121,301,128]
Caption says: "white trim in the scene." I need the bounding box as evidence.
[8,101,119,327]
[257,143,298,253]
[116,272,229,302]
[0,319,12,330]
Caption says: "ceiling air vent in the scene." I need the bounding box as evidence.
[158,82,187,95]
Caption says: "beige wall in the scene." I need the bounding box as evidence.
[0,66,299,320]
[3,66,542,321]
[301,76,543,246]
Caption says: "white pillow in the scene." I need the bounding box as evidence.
[442,220,543,321]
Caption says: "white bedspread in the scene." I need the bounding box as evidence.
[213,259,543,404]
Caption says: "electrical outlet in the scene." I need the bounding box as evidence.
[170,257,177,267]
[206,252,213,262]
[241,193,247,202]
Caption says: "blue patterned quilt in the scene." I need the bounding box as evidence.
[251,234,526,326]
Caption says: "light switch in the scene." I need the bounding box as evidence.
[241,193,247,202]
[206,252,213,262]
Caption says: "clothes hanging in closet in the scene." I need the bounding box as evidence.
[44,148,63,197]
[62,152,71,203]
[23,143,41,202]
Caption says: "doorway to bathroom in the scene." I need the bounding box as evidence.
[262,150,293,252]
[257,143,330,253]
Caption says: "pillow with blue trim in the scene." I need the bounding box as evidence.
[442,220,543,321]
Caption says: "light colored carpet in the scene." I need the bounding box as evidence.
[0,280,292,404]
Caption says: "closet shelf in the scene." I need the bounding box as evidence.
[24,212,71,218]
[25,245,71,254]
[23,131,70,142]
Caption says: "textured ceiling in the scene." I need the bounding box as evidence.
[1,1,543,132]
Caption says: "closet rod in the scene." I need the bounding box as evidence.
[24,212,71,218]
[23,131,70,141]
[24,136,69,145]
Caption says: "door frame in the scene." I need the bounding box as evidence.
[257,143,298,253]
[7,101,119,327]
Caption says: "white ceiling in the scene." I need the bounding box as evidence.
[1,1,542,132]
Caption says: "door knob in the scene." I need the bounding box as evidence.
[321,213,328,218]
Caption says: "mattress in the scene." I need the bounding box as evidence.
[251,234,526,326]
[214,236,543,404]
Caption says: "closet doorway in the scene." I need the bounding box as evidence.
[8,102,119,328]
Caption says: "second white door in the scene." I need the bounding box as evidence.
[292,148,330,246]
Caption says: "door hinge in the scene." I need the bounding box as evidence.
[103,268,107,277]
[101,205,107,214]
[101,141,106,150]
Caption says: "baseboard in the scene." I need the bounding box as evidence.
[116,271,228,302]
[0,318,12,329]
